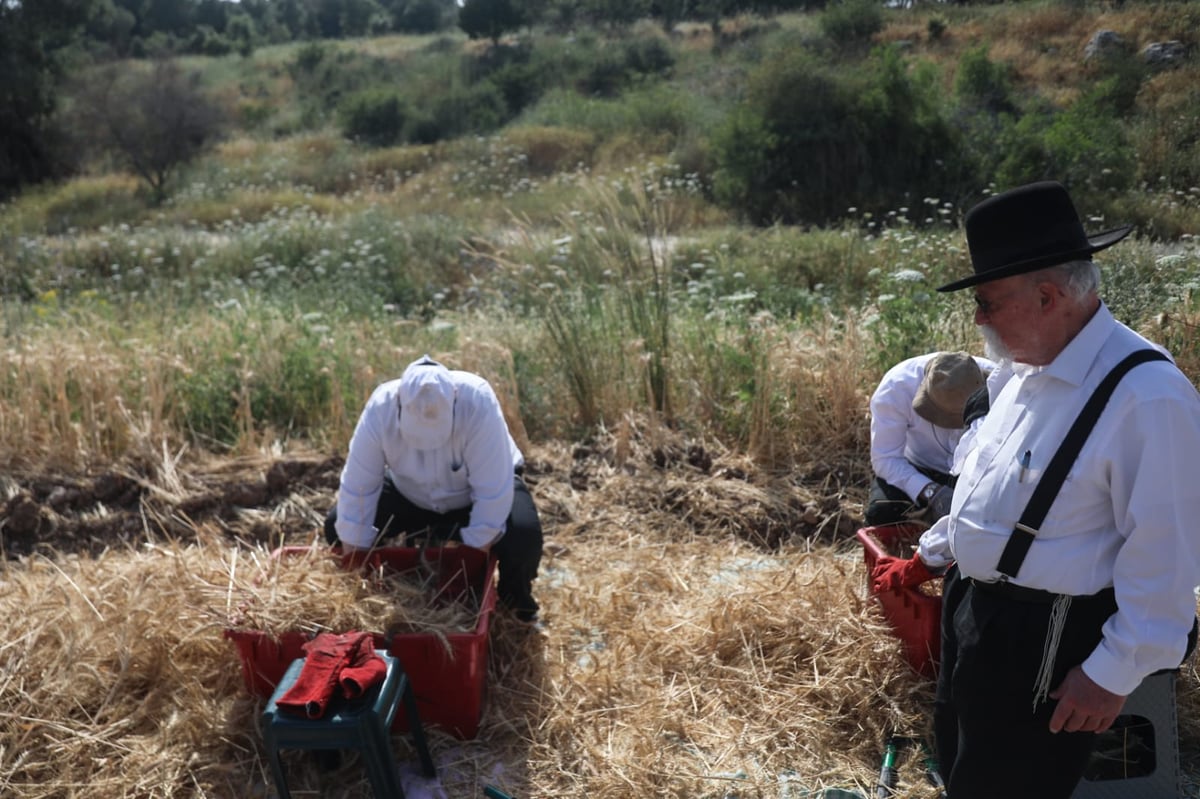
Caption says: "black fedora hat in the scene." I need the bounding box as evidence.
[937,181,1133,292]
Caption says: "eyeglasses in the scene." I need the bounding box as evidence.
[973,284,1031,317]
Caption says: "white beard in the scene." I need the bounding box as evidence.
[981,325,1013,367]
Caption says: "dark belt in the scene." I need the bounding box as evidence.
[970,577,1115,605]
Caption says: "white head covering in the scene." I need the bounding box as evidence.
[398,356,455,450]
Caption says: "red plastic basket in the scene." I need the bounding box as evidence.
[856,524,942,679]
[224,545,497,739]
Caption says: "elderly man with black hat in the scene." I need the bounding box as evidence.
[325,355,544,624]
[870,181,1200,798]
[866,351,992,527]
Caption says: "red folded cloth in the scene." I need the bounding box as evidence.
[275,631,383,719]
[340,656,388,699]
[340,630,388,699]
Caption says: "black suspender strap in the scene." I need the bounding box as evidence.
[995,349,1171,579]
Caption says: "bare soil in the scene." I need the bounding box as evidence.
[0,434,862,561]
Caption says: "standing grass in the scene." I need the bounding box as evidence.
[4,3,1200,473]
[4,173,1197,472]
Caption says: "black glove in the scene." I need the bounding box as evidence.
[927,484,953,521]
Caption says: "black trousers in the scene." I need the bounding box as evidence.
[325,475,544,621]
[933,569,1118,799]
[864,465,952,527]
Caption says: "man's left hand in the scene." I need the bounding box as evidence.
[1048,666,1126,733]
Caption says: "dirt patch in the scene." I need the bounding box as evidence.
[1,427,861,559]
[1,453,345,557]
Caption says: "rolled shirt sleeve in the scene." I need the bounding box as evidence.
[917,515,955,571]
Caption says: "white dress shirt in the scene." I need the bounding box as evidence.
[336,370,523,550]
[870,353,995,501]
[919,303,1200,695]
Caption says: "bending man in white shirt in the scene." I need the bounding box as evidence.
[870,181,1200,798]
[866,351,991,527]
[325,355,544,623]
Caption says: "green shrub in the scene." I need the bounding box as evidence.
[292,41,328,74]
[339,89,412,146]
[1132,108,1200,191]
[819,0,883,48]
[425,80,509,141]
[712,46,960,226]
[994,90,1136,197]
[1043,93,1136,191]
[954,44,1014,114]
[487,59,547,114]
[578,49,630,97]
[623,35,675,76]
[711,107,779,223]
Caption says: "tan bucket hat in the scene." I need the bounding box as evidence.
[912,352,984,429]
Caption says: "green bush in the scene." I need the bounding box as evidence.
[1132,109,1200,190]
[578,49,630,97]
[422,80,509,141]
[1042,94,1136,191]
[623,35,675,77]
[712,46,961,226]
[487,58,548,115]
[954,44,1014,114]
[291,41,328,74]
[994,90,1135,197]
[819,0,883,48]
[711,107,779,223]
[339,88,412,146]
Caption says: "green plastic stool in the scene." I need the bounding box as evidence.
[262,650,436,799]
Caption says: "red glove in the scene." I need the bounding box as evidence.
[871,554,934,593]
[276,632,353,719]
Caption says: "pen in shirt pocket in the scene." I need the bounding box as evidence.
[1018,450,1031,483]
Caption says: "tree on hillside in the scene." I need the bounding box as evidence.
[713,46,961,226]
[459,0,526,44]
[0,0,99,198]
[68,59,225,203]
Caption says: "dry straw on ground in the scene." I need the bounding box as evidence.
[1,434,1198,798]
[224,544,479,640]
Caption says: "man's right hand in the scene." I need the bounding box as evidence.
[871,554,935,593]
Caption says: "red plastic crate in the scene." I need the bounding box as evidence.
[856,524,942,679]
[224,545,497,739]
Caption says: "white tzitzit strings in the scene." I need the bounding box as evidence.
[1033,593,1072,709]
